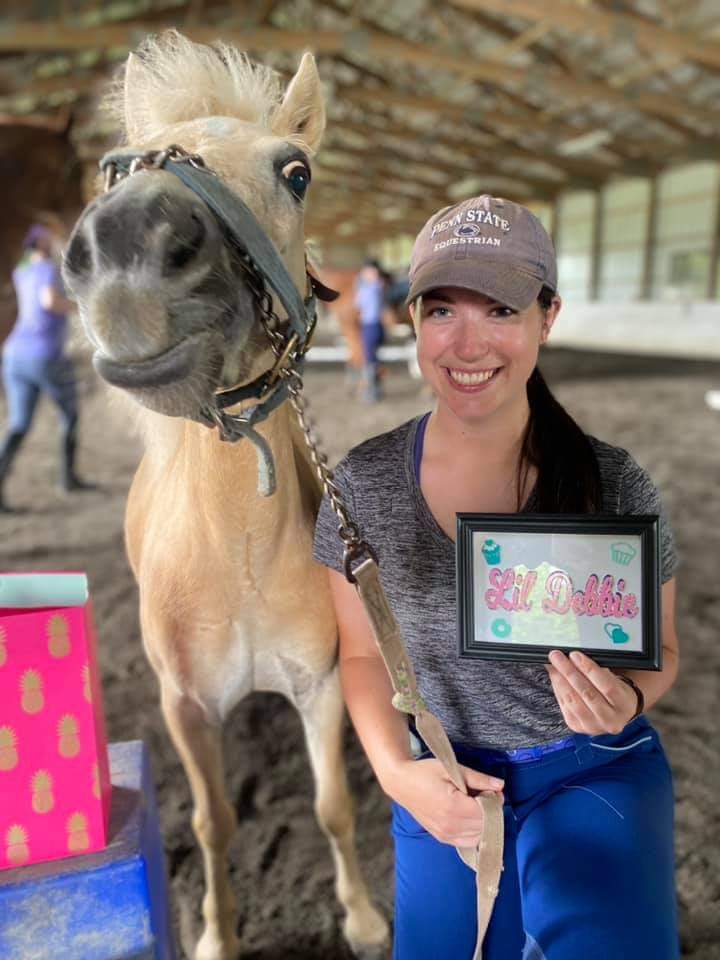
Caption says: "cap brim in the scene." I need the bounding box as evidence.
[406,259,546,312]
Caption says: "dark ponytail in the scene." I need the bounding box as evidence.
[517,288,602,514]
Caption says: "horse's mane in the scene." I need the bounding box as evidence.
[106,29,284,143]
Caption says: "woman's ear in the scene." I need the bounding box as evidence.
[540,295,561,344]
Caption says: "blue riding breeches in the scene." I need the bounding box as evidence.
[392,716,679,960]
[2,349,78,434]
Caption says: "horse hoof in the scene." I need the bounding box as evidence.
[344,907,391,960]
[194,930,241,960]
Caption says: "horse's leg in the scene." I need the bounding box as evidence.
[160,681,240,960]
[299,668,390,957]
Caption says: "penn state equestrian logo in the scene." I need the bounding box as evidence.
[454,223,481,238]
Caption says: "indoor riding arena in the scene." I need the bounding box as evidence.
[0,3,718,959]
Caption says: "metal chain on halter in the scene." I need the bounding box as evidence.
[278,365,377,582]
[103,144,208,192]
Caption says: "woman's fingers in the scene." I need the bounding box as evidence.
[546,658,600,732]
[547,650,635,733]
[460,764,504,795]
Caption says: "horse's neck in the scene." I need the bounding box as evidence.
[144,404,304,531]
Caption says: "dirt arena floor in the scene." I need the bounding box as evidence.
[1,346,718,959]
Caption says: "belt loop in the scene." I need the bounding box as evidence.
[573,733,592,765]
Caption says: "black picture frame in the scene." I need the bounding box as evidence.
[456,514,662,670]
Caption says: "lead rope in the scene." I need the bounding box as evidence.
[281,366,504,957]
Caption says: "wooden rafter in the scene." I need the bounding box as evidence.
[449,0,720,73]
[2,21,718,132]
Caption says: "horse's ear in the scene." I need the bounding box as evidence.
[272,53,325,153]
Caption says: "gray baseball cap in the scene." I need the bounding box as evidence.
[407,195,557,311]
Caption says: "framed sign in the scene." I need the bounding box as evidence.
[457,514,661,670]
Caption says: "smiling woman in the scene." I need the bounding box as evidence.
[314,194,682,960]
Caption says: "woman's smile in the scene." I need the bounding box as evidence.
[444,365,503,391]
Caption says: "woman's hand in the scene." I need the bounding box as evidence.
[546,649,639,735]
[382,757,504,847]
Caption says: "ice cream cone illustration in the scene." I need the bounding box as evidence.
[67,812,90,852]
[0,624,7,667]
[82,664,92,703]
[6,825,29,865]
[31,770,55,814]
[47,613,71,658]
[20,669,44,714]
[0,726,18,771]
[58,714,80,758]
[92,763,100,799]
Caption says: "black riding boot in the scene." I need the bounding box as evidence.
[0,430,26,512]
[61,424,95,493]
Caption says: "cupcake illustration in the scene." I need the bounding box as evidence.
[611,542,637,566]
[58,714,80,758]
[20,669,44,714]
[481,539,502,565]
[6,825,29,866]
[0,625,7,667]
[31,770,55,814]
[47,613,71,658]
[67,812,90,853]
[0,726,18,771]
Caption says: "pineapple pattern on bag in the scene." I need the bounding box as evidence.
[6,824,29,866]
[66,812,90,852]
[20,669,45,714]
[58,714,80,758]
[0,726,18,771]
[0,600,111,869]
[47,614,71,658]
[31,770,55,814]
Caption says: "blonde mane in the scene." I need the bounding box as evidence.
[106,29,285,144]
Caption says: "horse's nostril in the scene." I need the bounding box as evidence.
[65,232,92,277]
[164,213,207,274]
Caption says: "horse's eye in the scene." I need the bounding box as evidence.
[282,160,311,200]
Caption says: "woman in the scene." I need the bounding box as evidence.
[314,196,679,960]
[0,223,93,512]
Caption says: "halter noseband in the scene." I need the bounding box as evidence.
[98,145,338,496]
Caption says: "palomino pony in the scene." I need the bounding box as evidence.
[63,32,388,960]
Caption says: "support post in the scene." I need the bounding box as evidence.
[641,174,659,299]
[707,166,720,300]
[589,188,604,301]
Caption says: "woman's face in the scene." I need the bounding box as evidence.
[413,286,560,426]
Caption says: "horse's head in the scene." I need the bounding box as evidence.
[63,31,325,423]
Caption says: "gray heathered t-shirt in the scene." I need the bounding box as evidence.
[313,415,679,750]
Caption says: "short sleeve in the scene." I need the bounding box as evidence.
[619,454,679,583]
[313,457,357,574]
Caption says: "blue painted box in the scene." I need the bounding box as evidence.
[0,741,176,959]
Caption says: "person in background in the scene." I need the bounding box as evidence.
[0,223,94,512]
[354,258,387,403]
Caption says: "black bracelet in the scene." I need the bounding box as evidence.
[617,674,644,719]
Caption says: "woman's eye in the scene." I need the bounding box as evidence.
[426,306,452,319]
[282,160,311,200]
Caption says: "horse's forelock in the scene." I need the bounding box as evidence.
[106,30,284,144]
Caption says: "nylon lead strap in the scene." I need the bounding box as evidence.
[352,557,504,956]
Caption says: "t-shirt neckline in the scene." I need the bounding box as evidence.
[405,413,538,547]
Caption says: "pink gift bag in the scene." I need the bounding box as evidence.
[0,573,111,870]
